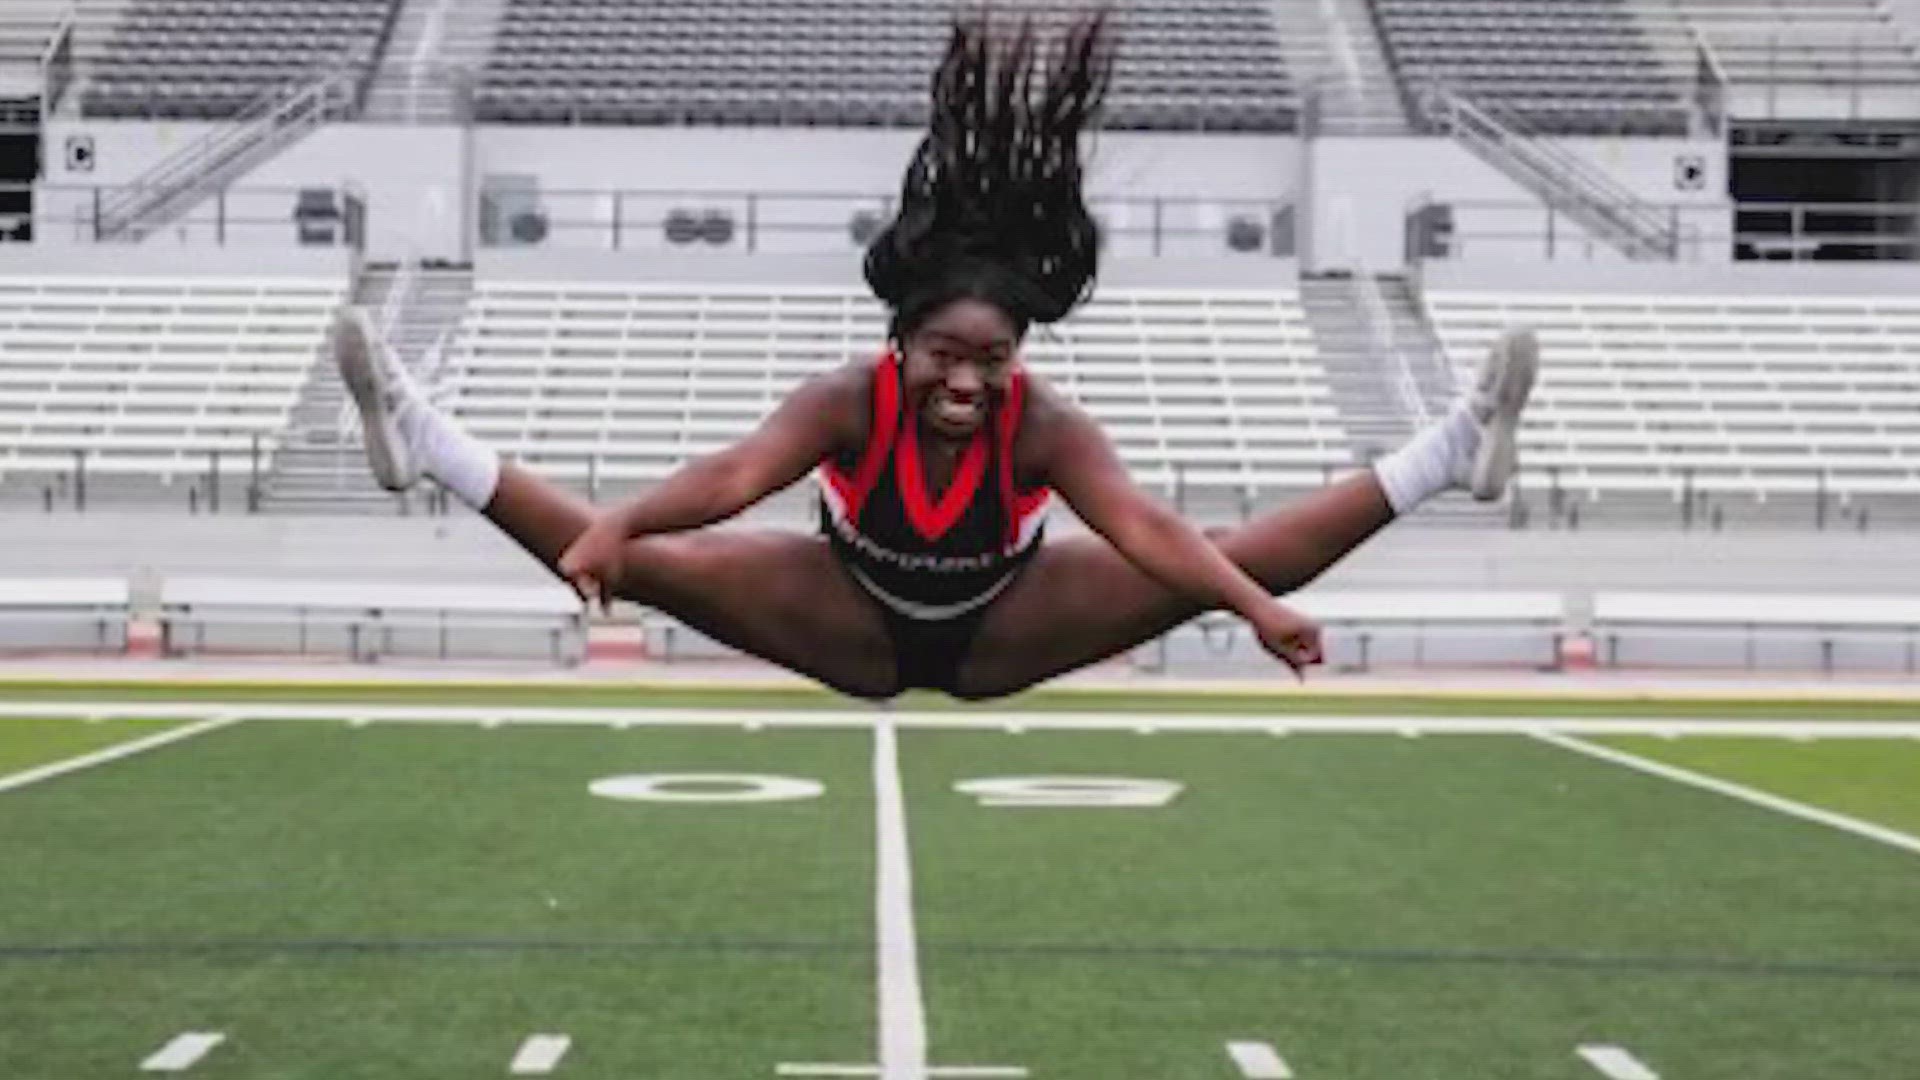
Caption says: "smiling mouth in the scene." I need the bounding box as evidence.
[930,394,982,428]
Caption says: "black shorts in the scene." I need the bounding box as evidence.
[878,604,992,695]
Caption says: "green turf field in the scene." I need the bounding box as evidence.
[2,701,1917,1078]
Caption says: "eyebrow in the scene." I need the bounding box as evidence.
[925,330,1014,354]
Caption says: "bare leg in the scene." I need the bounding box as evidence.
[485,464,898,699]
[956,472,1393,699]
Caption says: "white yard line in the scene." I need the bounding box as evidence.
[139,1032,225,1073]
[0,715,241,795]
[6,701,1920,739]
[1226,1040,1295,1078]
[1538,733,1920,858]
[775,1060,1029,1068]
[1576,1044,1661,1080]
[872,714,928,1080]
[508,1034,572,1076]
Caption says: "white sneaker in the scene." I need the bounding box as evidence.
[1465,327,1538,501]
[333,306,421,491]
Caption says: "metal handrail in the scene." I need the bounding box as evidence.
[1690,26,1731,138]
[35,9,73,123]
[95,64,362,240]
[1426,88,1680,261]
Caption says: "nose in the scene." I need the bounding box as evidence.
[944,361,985,398]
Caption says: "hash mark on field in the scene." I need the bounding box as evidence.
[509,1034,572,1075]
[140,1032,225,1072]
[1577,1044,1660,1080]
[1228,1037,1290,1068]
[1226,1040,1293,1078]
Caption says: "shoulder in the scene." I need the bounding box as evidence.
[795,356,882,449]
[1009,367,1091,477]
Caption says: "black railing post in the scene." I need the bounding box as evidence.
[72,449,86,511]
[208,449,221,514]
[249,433,262,513]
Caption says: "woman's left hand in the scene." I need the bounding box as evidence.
[1251,602,1324,679]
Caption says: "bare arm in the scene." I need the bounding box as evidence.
[557,364,864,606]
[1032,386,1322,671]
[608,365,865,537]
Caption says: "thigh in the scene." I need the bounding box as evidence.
[616,529,898,700]
[955,534,1210,700]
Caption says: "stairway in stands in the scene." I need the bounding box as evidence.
[1266,0,1412,133]
[360,0,511,123]
[259,263,474,515]
[1300,273,1509,528]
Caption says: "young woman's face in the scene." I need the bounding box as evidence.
[898,297,1022,441]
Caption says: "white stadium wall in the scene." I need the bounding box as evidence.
[36,120,1726,272]
[41,120,470,257]
[1305,136,1729,272]
[474,127,1301,200]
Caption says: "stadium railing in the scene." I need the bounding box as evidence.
[0,576,130,654]
[1593,590,1920,674]
[1138,590,1569,675]
[157,577,587,666]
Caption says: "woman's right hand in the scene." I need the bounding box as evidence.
[557,515,630,612]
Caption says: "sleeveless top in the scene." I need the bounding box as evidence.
[817,353,1052,622]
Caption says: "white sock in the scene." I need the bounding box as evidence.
[399,396,500,510]
[1371,399,1481,516]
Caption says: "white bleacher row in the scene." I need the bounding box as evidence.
[477,0,1294,131]
[1636,0,1920,85]
[0,275,346,481]
[443,283,1352,492]
[1426,291,1920,497]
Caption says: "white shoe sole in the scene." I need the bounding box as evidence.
[333,306,417,491]
[1470,327,1538,501]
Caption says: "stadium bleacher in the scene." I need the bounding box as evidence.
[474,0,1296,131]
[0,576,129,654]
[1426,290,1920,499]
[1369,0,1694,134]
[444,281,1350,495]
[80,0,401,119]
[1645,0,1920,91]
[0,273,346,488]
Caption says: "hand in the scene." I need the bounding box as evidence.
[557,515,628,613]
[1251,601,1323,680]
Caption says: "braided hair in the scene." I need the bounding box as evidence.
[864,9,1116,345]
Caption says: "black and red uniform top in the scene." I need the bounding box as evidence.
[817,353,1052,622]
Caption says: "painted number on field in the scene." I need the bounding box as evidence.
[955,776,1184,809]
[589,774,824,803]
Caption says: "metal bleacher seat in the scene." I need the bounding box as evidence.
[474,0,1297,132]
[81,0,403,120]
[0,275,346,488]
[443,282,1349,494]
[1371,0,1693,134]
[1425,290,1920,500]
